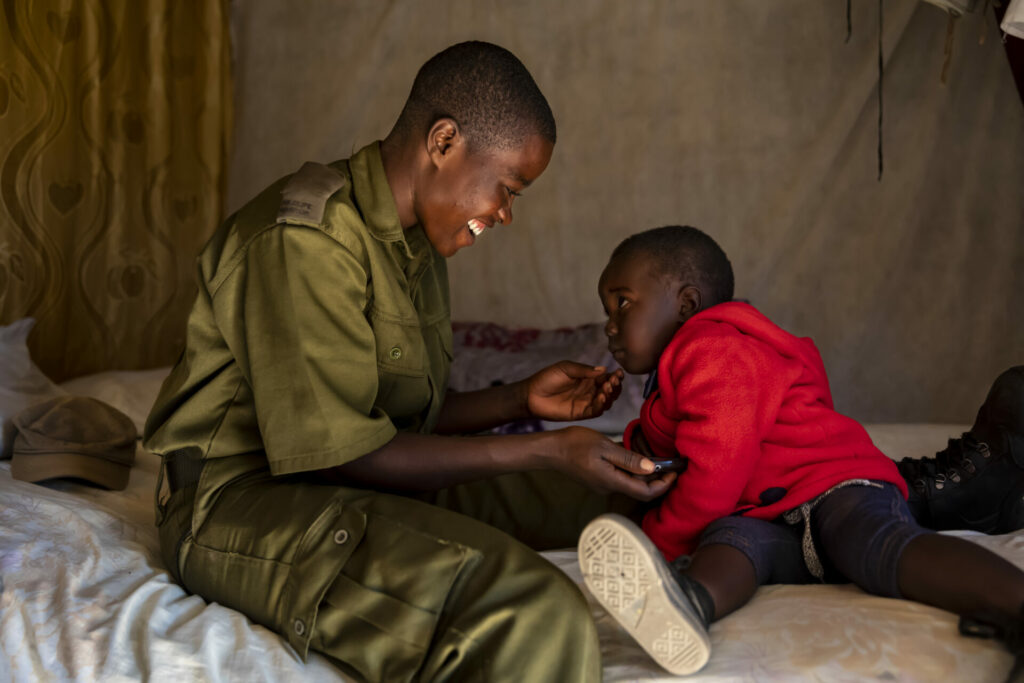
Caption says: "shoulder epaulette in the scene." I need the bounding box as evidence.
[276,161,347,227]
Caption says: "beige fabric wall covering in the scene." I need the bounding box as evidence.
[0,0,231,381]
[235,2,1018,422]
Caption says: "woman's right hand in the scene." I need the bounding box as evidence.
[542,426,677,501]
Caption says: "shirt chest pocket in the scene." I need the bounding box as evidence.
[371,315,430,419]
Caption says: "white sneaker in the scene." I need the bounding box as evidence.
[578,513,711,675]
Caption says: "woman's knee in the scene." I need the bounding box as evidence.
[478,538,593,621]
[425,541,599,682]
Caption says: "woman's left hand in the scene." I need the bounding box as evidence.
[523,361,624,421]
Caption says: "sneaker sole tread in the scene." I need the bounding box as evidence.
[578,514,711,675]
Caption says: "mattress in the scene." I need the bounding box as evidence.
[1,369,1019,682]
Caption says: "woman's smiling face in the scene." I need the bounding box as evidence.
[598,251,688,376]
[415,130,553,258]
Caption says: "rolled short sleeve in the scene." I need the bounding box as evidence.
[217,226,397,475]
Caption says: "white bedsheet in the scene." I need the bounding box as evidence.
[0,370,1019,682]
[0,450,349,682]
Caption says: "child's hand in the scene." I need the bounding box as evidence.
[523,361,624,421]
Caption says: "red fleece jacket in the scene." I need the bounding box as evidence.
[624,302,907,561]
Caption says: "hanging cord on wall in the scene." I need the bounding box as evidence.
[877,0,884,181]
[979,0,992,44]
[941,12,960,84]
[842,0,884,180]
[941,2,991,87]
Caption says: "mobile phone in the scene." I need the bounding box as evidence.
[647,457,688,474]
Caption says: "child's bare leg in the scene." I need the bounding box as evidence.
[678,514,815,622]
[898,533,1024,621]
[683,544,758,620]
[813,482,1024,624]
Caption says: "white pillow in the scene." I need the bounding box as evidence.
[0,318,68,458]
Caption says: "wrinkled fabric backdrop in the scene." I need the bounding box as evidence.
[228,0,1023,423]
[3,0,1022,423]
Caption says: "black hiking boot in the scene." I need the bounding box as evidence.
[899,366,1024,534]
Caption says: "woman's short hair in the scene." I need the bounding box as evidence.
[395,41,556,152]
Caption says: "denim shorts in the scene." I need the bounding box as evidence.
[695,481,927,598]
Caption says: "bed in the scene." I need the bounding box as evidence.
[1,321,1019,682]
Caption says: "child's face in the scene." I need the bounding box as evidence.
[598,251,687,376]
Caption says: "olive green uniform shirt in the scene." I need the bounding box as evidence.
[145,141,453,481]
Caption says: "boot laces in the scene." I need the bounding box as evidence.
[899,433,991,494]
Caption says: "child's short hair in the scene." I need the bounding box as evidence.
[611,225,734,307]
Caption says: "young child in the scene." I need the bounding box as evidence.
[577,225,1024,676]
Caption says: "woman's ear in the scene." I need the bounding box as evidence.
[426,118,461,168]
[678,285,702,322]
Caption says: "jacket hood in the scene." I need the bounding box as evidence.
[683,301,829,388]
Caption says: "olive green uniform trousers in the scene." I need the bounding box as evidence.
[158,459,639,683]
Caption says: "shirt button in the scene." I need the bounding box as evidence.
[333,529,349,545]
[389,346,402,360]
[293,618,306,636]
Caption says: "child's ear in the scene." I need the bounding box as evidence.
[678,285,702,321]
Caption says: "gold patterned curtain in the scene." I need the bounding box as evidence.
[0,0,231,381]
